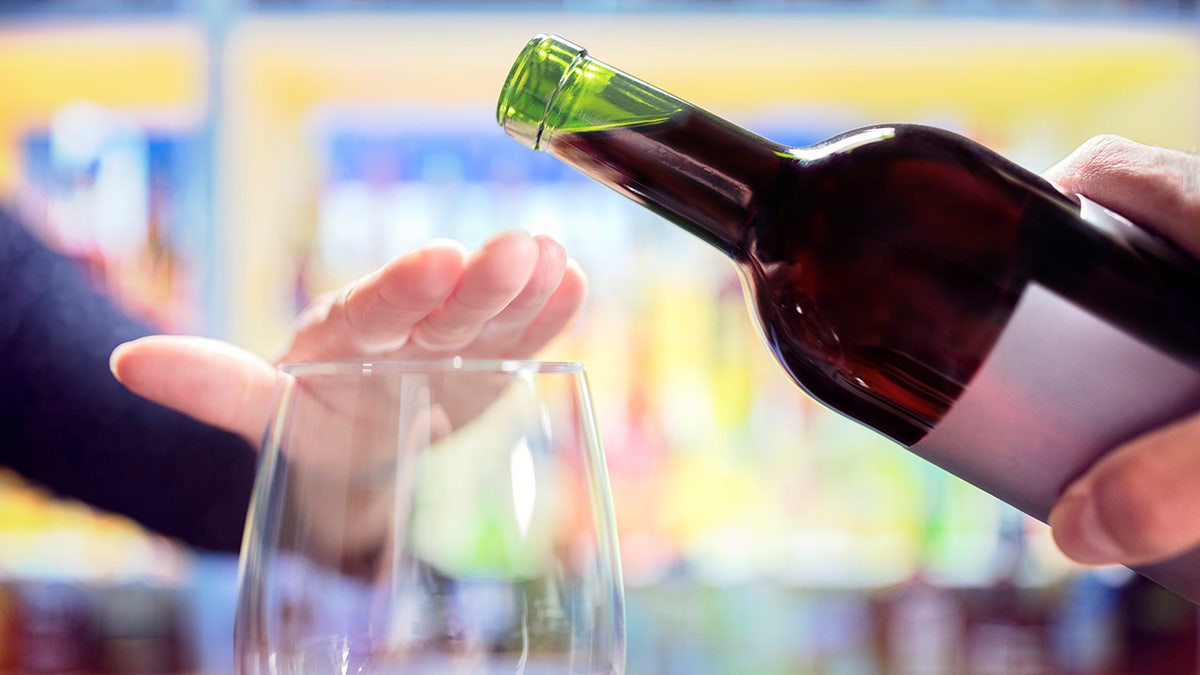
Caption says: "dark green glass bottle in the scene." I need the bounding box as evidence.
[498,34,1200,602]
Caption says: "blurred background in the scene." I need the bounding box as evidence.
[0,1,1198,672]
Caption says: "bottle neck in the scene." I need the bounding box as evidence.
[498,35,784,258]
[540,106,784,258]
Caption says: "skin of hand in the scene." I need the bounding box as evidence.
[109,229,587,446]
[110,230,586,567]
[1042,135,1200,567]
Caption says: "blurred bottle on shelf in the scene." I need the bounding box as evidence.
[0,583,16,672]
[880,467,968,675]
[883,574,966,675]
[93,584,192,674]
[965,512,1052,675]
[13,582,95,675]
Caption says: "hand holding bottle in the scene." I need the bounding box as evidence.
[1045,136,1200,568]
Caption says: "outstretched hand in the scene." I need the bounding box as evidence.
[110,230,587,445]
[1043,136,1200,567]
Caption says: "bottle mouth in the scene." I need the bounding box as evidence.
[496,34,587,150]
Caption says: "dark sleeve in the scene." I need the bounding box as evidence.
[0,209,257,553]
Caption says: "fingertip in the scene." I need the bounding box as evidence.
[109,341,131,379]
[482,229,539,266]
[490,228,536,244]
[411,238,468,273]
[542,259,589,326]
[368,240,468,312]
[416,239,470,271]
[558,259,589,315]
[464,230,541,297]
[109,335,170,385]
[532,232,566,257]
[564,257,588,290]
[517,236,569,302]
[425,238,469,254]
[1049,481,1124,565]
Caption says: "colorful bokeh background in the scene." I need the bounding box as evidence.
[0,3,1197,673]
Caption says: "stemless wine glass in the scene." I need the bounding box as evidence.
[234,359,625,675]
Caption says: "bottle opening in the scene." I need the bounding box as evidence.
[496,34,587,150]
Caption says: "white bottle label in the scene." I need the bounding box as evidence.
[910,283,1200,523]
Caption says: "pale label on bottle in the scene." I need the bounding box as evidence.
[911,281,1200,522]
[910,278,1200,601]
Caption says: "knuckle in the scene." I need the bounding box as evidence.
[1071,135,1140,178]
[1077,133,1134,158]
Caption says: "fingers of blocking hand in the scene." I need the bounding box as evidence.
[486,258,588,359]
[328,240,468,355]
[409,230,540,352]
[110,335,282,444]
[459,235,571,356]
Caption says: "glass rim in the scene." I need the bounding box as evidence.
[278,357,586,377]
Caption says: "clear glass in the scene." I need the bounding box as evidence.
[234,359,625,674]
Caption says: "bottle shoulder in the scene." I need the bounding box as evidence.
[793,123,1051,190]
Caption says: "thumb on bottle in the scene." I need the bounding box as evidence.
[1049,411,1200,567]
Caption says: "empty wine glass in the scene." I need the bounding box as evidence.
[234,359,624,674]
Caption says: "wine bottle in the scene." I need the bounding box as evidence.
[497,34,1200,601]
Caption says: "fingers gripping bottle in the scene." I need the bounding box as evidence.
[497,34,1200,601]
